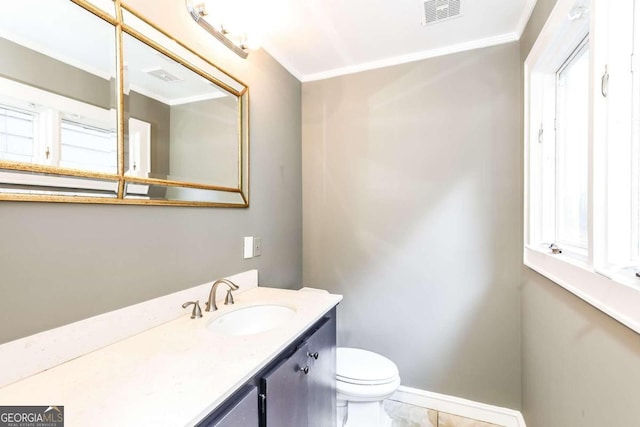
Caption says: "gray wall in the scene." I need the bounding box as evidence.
[521,270,640,426]
[0,0,302,344]
[0,37,111,109]
[169,96,238,187]
[520,1,640,426]
[302,43,523,408]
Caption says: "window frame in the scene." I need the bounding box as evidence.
[524,0,640,334]
[554,36,590,254]
[0,104,38,164]
[0,75,151,195]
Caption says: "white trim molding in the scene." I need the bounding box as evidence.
[299,33,519,83]
[515,0,539,37]
[260,41,305,82]
[391,386,526,427]
[525,248,640,334]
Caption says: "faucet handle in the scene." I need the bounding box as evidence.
[224,289,235,305]
[182,300,203,319]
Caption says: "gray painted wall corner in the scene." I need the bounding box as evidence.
[302,42,523,409]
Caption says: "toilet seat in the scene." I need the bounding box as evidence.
[336,347,401,426]
[337,375,401,401]
[336,348,399,385]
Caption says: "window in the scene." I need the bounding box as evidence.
[0,106,36,164]
[0,102,118,174]
[527,6,590,261]
[60,120,117,174]
[0,76,153,182]
[554,37,589,256]
[599,0,637,281]
[0,75,117,174]
[525,0,640,333]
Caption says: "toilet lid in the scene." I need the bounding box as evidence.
[336,347,399,385]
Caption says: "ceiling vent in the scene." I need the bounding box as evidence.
[143,67,183,83]
[423,0,461,26]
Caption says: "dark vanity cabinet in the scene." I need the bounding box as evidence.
[305,315,337,427]
[260,313,337,427]
[196,307,337,427]
[200,385,259,426]
[260,342,310,426]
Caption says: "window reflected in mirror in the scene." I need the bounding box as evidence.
[0,0,249,206]
[0,0,118,178]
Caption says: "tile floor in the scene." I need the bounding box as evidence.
[384,399,505,427]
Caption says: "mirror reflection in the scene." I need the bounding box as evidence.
[0,0,249,206]
[124,181,245,205]
[0,0,117,177]
[123,32,240,192]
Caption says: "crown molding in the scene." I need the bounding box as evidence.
[516,0,539,37]
[299,32,519,82]
[260,40,305,82]
[263,0,539,83]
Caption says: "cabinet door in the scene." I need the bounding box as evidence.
[306,315,337,427]
[198,385,258,427]
[261,343,310,427]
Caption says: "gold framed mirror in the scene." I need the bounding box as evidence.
[0,0,249,207]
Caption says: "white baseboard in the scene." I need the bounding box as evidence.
[391,386,526,427]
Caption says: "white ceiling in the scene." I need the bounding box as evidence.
[1,0,538,89]
[257,0,537,82]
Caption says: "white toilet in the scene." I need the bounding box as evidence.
[336,347,401,427]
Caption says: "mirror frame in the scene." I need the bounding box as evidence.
[0,0,249,208]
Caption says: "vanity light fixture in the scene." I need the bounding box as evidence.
[186,0,253,59]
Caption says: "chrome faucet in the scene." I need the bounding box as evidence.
[205,279,239,312]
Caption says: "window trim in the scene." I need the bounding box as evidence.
[524,246,640,332]
[0,74,117,171]
[524,0,640,334]
[554,36,590,253]
[0,75,152,194]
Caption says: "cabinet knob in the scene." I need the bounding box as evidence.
[300,365,310,375]
[307,351,319,360]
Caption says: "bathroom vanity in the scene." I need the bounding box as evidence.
[199,308,336,426]
[0,285,341,427]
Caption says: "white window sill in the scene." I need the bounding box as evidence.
[524,246,640,334]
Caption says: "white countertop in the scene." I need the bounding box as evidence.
[0,287,342,426]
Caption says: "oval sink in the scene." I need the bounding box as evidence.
[206,304,296,336]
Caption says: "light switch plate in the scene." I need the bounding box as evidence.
[243,236,254,259]
[253,237,262,257]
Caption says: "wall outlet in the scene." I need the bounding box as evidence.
[253,237,262,257]
[243,236,254,259]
